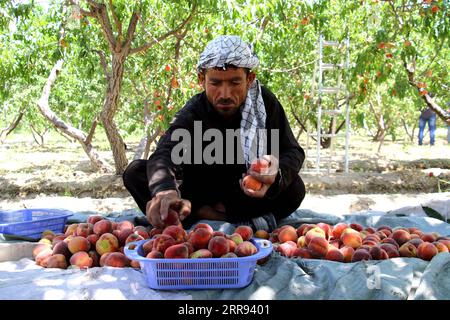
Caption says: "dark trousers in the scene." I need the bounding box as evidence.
[123,159,306,228]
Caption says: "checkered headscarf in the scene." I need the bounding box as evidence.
[197,35,267,165]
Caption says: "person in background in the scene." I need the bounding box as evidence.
[418,106,436,146]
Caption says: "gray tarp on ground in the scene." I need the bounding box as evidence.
[0,206,449,300]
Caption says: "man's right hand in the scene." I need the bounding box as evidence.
[145,190,191,229]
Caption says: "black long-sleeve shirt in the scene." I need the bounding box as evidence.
[146,86,304,212]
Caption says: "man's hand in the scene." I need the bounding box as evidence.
[145,190,191,229]
[240,155,280,198]
[247,155,279,185]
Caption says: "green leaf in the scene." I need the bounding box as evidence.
[421,206,445,222]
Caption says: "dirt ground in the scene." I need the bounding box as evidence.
[0,129,449,215]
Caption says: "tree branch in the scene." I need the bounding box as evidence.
[108,0,122,37]
[68,0,95,17]
[90,2,117,52]
[93,49,110,81]
[123,12,140,52]
[129,3,197,55]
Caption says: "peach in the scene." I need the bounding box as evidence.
[297,224,314,237]
[364,234,381,242]
[183,242,194,255]
[293,247,312,259]
[164,243,189,259]
[305,227,326,246]
[162,208,182,227]
[51,234,67,246]
[125,233,145,245]
[254,230,270,240]
[316,223,332,239]
[399,242,418,258]
[130,260,141,268]
[437,239,450,251]
[391,229,411,246]
[329,239,341,249]
[46,254,68,269]
[88,250,100,267]
[95,233,119,255]
[65,223,78,236]
[117,220,135,231]
[188,228,212,250]
[93,219,113,236]
[190,249,213,258]
[277,241,297,258]
[278,227,298,243]
[162,225,187,244]
[359,245,371,252]
[297,236,307,248]
[349,223,364,232]
[38,238,52,246]
[381,237,399,249]
[227,238,236,252]
[364,227,376,234]
[362,239,378,247]
[149,227,163,238]
[133,226,150,239]
[417,242,439,261]
[410,234,420,240]
[351,249,371,262]
[234,225,253,241]
[99,252,112,267]
[52,241,71,259]
[68,236,91,254]
[242,175,263,191]
[377,225,392,233]
[35,248,53,267]
[208,236,230,257]
[332,223,348,239]
[308,237,329,259]
[433,241,449,253]
[152,234,176,254]
[369,246,383,260]
[75,223,94,238]
[113,228,133,246]
[408,238,424,249]
[192,223,214,235]
[375,231,388,240]
[146,250,164,259]
[250,158,270,173]
[212,231,226,237]
[103,252,129,267]
[228,233,244,246]
[421,233,437,243]
[70,251,93,269]
[87,215,104,225]
[235,241,258,257]
[340,228,362,249]
[33,243,52,259]
[380,243,400,258]
[221,252,238,258]
[142,239,155,256]
[325,247,344,262]
[340,246,355,263]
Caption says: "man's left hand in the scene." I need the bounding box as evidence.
[240,155,279,198]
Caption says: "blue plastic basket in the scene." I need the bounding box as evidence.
[125,238,272,290]
[0,208,73,240]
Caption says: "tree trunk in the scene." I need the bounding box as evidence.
[37,60,111,172]
[100,53,128,174]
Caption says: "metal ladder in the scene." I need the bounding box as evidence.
[304,34,351,174]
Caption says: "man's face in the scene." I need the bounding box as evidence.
[198,67,256,119]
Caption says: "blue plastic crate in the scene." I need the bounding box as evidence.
[0,208,73,240]
[125,238,272,290]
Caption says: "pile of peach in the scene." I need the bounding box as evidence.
[137,224,258,259]
[32,217,260,269]
[261,222,450,262]
[32,215,153,269]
